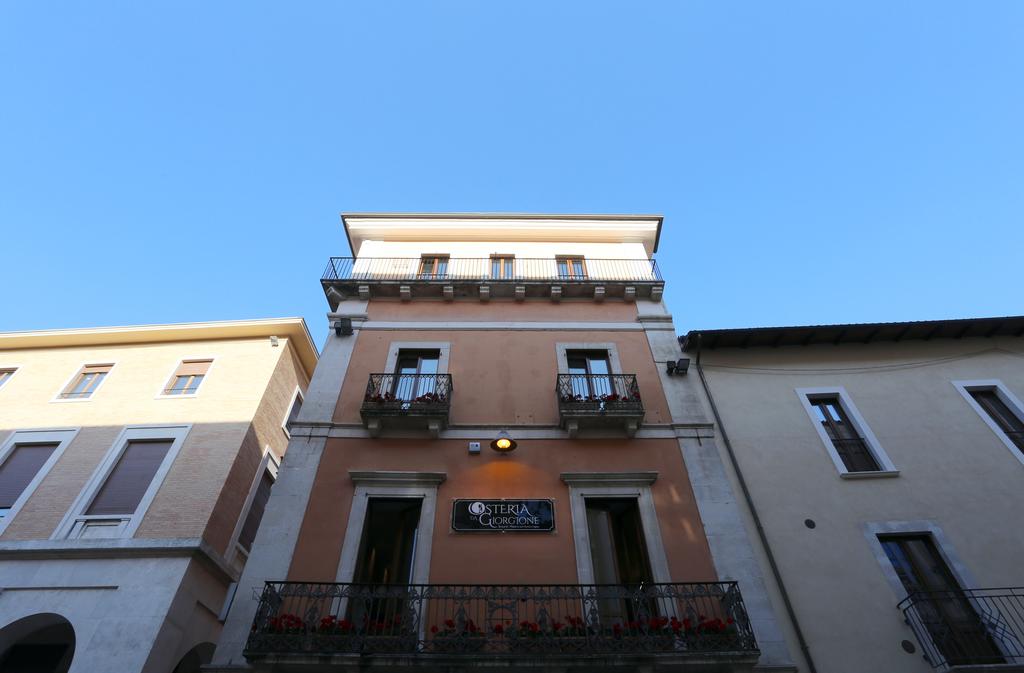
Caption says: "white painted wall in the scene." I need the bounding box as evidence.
[698,336,1024,673]
[357,240,650,260]
[0,554,221,673]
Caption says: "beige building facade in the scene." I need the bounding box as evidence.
[682,317,1024,673]
[210,214,800,673]
[0,318,316,672]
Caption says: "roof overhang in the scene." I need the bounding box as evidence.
[0,318,319,378]
[341,213,664,256]
[680,315,1024,352]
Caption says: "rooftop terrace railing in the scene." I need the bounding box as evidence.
[322,257,662,283]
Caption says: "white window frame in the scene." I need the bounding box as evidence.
[51,361,116,403]
[281,386,305,439]
[555,342,623,374]
[560,472,673,588]
[155,356,217,399]
[796,386,899,478]
[225,447,280,566]
[0,428,79,535]
[0,366,20,391]
[383,342,452,374]
[52,424,191,540]
[953,379,1024,467]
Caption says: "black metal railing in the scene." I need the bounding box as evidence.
[246,582,758,658]
[323,258,662,283]
[899,588,1024,669]
[557,374,643,415]
[828,436,883,472]
[361,374,453,415]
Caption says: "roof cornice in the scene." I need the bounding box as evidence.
[0,318,319,377]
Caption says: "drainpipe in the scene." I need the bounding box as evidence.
[694,334,819,673]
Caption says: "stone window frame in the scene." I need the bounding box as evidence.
[225,446,280,568]
[281,386,305,439]
[555,342,623,375]
[154,355,218,400]
[334,471,446,585]
[51,361,117,403]
[383,342,452,374]
[560,472,672,587]
[796,386,899,478]
[952,379,1024,467]
[52,423,191,540]
[0,428,80,536]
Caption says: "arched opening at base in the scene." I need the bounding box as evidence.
[171,642,215,673]
[0,613,75,673]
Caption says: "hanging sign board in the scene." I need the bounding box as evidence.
[451,499,555,532]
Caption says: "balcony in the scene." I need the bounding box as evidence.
[899,588,1024,670]
[321,257,664,304]
[557,374,645,437]
[245,581,760,672]
[360,374,453,437]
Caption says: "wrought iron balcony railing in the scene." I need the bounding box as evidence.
[557,374,644,416]
[899,587,1024,669]
[323,257,662,283]
[361,374,453,416]
[246,581,759,660]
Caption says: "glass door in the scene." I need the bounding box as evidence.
[393,350,440,403]
[585,498,655,625]
[567,350,613,399]
[882,535,1003,665]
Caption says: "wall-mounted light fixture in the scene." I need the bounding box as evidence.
[666,358,690,376]
[490,430,517,453]
[333,317,353,336]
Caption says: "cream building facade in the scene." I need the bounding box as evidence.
[682,317,1024,673]
[0,318,316,672]
[210,214,801,673]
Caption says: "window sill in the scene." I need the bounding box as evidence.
[50,397,95,404]
[155,394,200,400]
[840,470,900,480]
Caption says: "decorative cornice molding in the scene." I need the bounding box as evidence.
[349,470,447,486]
[560,471,659,486]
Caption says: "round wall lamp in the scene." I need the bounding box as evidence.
[490,430,517,453]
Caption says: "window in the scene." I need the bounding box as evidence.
[969,388,1024,453]
[283,388,304,435]
[585,498,655,623]
[55,425,189,539]
[237,468,274,553]
[808,396,880,472]
[0,430,76,534]
[797,388,897,476]
[85,440,174,515]
[394,349,441,400]
[0,443,60,518]
[418,255,449,280]
[557,256,586,280]
[162,359,212,396]
[880,534,1002,665]
[566,349,613,398]
[59,364,112,399]
[0,368,15,389]
[490,255,515,279]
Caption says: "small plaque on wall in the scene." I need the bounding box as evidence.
[451,499,555,532]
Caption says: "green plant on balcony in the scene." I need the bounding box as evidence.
[429,618,486,653]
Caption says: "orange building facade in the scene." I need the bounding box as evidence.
[211,214,798,672]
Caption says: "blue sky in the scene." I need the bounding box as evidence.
[2,2,1022,344]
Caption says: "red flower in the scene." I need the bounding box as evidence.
[431,625,439,634]
[444,619,455,629]
[493,623,504,634]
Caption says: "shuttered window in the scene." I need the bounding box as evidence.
[61,364,112,399]
[163,359,212,395]
[86,440,174,515]
[238,469,274,552]
[0,443,59,514]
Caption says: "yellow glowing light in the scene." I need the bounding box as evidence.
[495,438,512,450]
[490,431,517,453]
